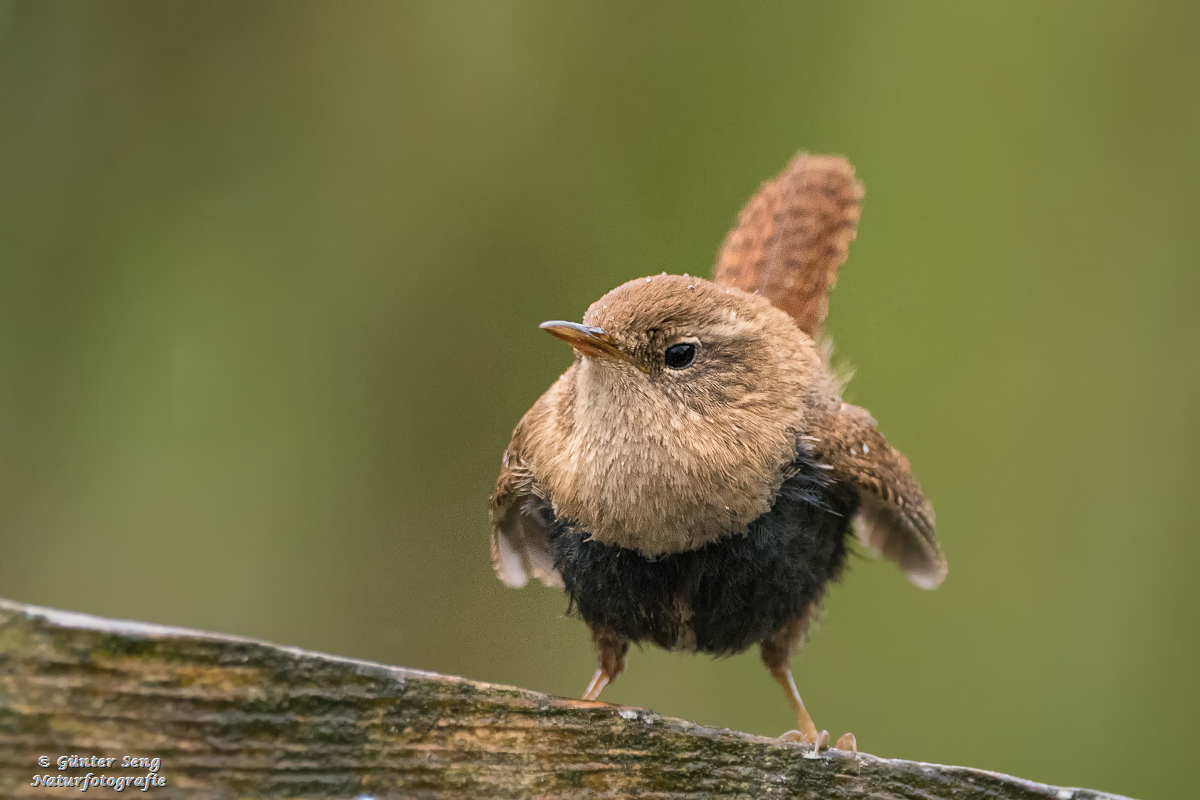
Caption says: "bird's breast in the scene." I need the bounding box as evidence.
[532,367,809,556]
[545,442,860,654]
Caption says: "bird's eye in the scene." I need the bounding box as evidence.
[664,342,697,369]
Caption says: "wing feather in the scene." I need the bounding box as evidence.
[489,446,562,589]
[813,403,947,589]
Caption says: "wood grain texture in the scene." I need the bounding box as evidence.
[713,153,863,338]
[0,598,1133,799]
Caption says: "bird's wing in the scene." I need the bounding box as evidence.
[812,403,947,590]
[713,153,863,338]
[489,446,563,589]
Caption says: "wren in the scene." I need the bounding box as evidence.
[489,153,947,750]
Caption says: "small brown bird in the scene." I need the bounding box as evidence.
[490,153,946,750]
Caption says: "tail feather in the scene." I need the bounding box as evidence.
[713,153,864,337]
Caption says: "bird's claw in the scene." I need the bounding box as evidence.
[780,728,830,754]
[835,732,857,753]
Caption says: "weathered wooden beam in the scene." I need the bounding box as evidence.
[0,597,1131,799]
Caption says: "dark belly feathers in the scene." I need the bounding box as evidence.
[541,446,860,655]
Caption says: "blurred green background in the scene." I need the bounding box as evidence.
[2,3,1197,797]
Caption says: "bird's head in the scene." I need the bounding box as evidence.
[533,273,834,555]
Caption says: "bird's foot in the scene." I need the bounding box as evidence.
[780,728,830,754]
[835,732,857,753]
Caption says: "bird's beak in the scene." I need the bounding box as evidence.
[539,321,644,372]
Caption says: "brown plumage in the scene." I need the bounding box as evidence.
[714,153,863,338]
[490,152,946,749]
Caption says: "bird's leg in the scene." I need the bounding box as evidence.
[766,661,828,750]
[582,624,628,702]
[761,607,848,752]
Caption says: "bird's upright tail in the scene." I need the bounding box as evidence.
[712,153,864,338]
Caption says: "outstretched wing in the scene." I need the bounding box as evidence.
[489,442,563,589]
[714,154,939,586]
[813,403,947,590]
[713,153,863,338]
